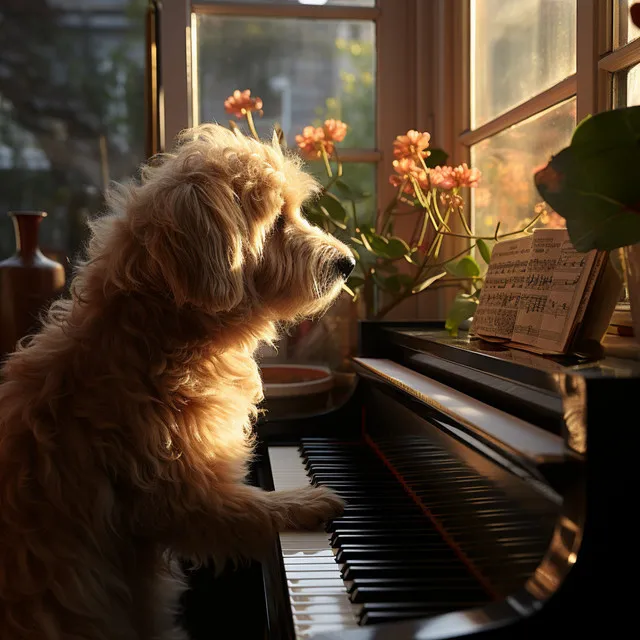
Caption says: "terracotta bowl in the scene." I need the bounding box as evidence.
[261,364,334,399]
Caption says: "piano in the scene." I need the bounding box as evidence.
[249,321,640,639]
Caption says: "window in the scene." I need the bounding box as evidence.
[156,0,426,373]
[0,0,147,270]
[454,0,634,311]
[464,0,579,239]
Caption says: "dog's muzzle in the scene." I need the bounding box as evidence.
[334,255,356,280]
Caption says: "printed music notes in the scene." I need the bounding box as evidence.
[472,228,602,355]
[472,235,532,339]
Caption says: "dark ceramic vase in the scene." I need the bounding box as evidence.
[0,211,66,360]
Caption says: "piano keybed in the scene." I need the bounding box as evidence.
[268,437,557,638]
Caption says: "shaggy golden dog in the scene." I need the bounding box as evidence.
[0,124,353,640]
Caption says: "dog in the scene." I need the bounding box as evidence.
[0,124,353,640]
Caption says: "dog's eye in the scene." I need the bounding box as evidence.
[274,215,287,232]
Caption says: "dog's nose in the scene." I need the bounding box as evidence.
[335,255,356,280]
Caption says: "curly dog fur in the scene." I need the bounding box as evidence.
[0,124,351,640]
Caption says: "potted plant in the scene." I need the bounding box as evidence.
[534,106,640,343]
[223,89,540,340]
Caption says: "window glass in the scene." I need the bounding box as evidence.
[471,0,576,127]
[471,99,576,237]
[0,0,146,267]
[195,15,376,147]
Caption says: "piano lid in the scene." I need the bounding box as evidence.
[359,322,640,439]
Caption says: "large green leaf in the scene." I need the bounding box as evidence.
[534,106,640,251]
[571,106,640,151]
[535,145,640,251]
[444,255,481,278]
[424,148,449,169]
[445,293,479,337]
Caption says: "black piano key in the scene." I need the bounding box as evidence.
[330,532,445,547]
[341,564,474,581]
[349,585,484,604]
[346,578,485,596]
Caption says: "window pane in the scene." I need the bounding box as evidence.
[617,63,640,106]
[471,0,576,127]
[471,99,576,238]
[197,1,376,6]
[0,1,146,267]
[618,1,640,46]
[195,15,376,147]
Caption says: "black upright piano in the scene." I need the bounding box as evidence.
[247,321,640,639]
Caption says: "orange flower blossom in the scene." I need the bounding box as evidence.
[323,119,348,142]
[224,89,263,118]
[393,130,431,160]
[295,120,347,159]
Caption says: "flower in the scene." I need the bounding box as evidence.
[389,158,427,193]
[224,89,263,118]
[393,130,431,160]
[429,164,481,190]
[440,192,464,208]
[323,119,348,142]
[429,166,456,190]
[296,126,334,159]
[451,163,481,188]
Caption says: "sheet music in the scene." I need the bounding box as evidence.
[472,236,532,339]
[511,228,597,353]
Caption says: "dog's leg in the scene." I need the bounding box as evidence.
[151,483,344,563]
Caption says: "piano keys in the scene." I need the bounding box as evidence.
[253,323,640,639]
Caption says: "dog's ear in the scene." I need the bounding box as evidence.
[140,175,246,314]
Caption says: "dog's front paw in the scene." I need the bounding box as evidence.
[284,486,345,531]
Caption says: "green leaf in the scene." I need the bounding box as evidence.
[385,236,411,259]
[445,293,479,337]
[317,192,348,224]
[411,270,447,294]
[347,276,365,290]
[476,239,493,264]
[333,179,371,202]
[424,148,449,169]
[319,205,347,229]
[534,106,640,251]
[444,255,481,278]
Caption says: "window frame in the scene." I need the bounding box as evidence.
[157,0,433,318]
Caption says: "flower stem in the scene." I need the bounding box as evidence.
[320,145,333,178]
[245,111,260,140]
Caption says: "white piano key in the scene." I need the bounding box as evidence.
[268,446,359,637]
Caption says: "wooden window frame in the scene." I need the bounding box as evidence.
[157,0,430,206]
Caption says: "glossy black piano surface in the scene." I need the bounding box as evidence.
[183,322,640,640]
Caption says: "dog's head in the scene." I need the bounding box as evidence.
[97,124,354,323]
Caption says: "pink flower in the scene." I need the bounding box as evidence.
[323,119,348,142]
[393,130,431,160]
[452,163,481,188]
[224,89,263,119]
[428,166,457,190]
[295,126,335,159]
[389,158,427,193]
[429,164,481,190]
